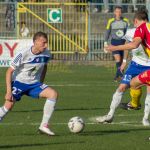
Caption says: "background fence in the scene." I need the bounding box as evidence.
[0,1,148,61]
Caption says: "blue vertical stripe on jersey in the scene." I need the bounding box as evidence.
[28,56,50,64]
[13,53,22,64]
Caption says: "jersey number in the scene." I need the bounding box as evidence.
[12,87,22,95]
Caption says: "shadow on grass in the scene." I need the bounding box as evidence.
[0,141,85,149]
[80,128,150,136]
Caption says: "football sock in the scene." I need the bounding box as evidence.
[40,99,56,127]
[115,62,123,78]
[143,94,150,120]
[0,106,9,119]
[108,89,124,117]
[130,88,142,108]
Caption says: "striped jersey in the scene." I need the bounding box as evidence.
[134,22,150,58]
[105,17,129,41]
[10,46,51,84]
[123,28,150,66]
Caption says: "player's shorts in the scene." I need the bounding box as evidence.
[121,61,150,85]
[138,70,150,86]
[111,39,125,57]
[12,81,49,101]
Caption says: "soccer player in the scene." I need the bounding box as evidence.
[0,31,57,135]
[130,70,150,126]
[119,28,146,110]
[96,10,150,126]
[104,6,129,81]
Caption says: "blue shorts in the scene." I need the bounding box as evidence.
[12,81,49,101]
[111,39,125,57]
[121,61,150,85]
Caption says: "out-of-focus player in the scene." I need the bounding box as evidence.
[104,6,129,81]
[130,70,150,126]
[96,10,150,126]
[0,31,58,135]
[119,27,150,110]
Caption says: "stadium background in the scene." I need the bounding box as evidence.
[0,0,149,64]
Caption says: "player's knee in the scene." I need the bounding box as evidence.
[118,86,127,92]
[48,89,58,100]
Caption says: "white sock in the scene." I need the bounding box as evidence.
[108,89,123,117]
[0,106,9,119]
[40,99,56,127]
[143,94,150,120]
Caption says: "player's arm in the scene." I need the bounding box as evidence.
[104,19,112,49]
[40,64,47,83]
[5,52,23,101]
[5,67,14,101]
[120,50,129,72]
[105,37,142,52]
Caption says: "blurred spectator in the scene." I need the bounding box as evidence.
[103,0,122,13]
[113,0,122,6]
[146,0,150,10]
[103,0,109,13]
[132,0,138,11]
[5,0,23,31]
[20,21,30,37]
[90,0,101,13]
[28,0,36,2]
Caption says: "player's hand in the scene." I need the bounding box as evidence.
[105,45,116,52]
[5,92,13,101]
[104,42,108,53]
[120,62,126,73]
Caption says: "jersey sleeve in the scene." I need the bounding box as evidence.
[122,28,135,42]
[134,26,145,40]
[44,49,51,63]
[122,31,131,42]
[105,18,113,41]
[10,52,23,69]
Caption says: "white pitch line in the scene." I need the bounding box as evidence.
[50,83,117,87]
[116,113,143,117]
[0,83,117,87]
[0,121,147,128]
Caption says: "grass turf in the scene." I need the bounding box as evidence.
[0,64,150,150]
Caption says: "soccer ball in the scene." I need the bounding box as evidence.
[68,116,85,133]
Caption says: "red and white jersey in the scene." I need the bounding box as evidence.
[123,28,150,66]
[134,22,150,57]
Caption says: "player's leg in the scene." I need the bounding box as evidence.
[143,86,150,126]
[113,53,123,81]
[0,81,27,122]
[39,87,58,135]
[108,83,128,117]
[0,100,15,121]
[96,83,128,123]
[111,38,124,81]
[129,88,142,108]
[121,88,142,110]
[130,71,150,126]
[120,61,146,110]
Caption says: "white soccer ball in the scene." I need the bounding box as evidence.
[68,116,85,133]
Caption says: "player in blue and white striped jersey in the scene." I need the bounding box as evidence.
[0,32,58,136]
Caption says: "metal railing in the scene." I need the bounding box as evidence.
[0,1,148,61]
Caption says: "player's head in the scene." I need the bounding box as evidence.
[33,31,48,52]
[114,6,122,19]
[133,10,149,27]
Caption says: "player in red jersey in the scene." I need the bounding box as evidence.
[96,10,150,126]
[130,70,150,127]
[131,70,150,88]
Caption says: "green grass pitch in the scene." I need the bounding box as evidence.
[0,63,150,150]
